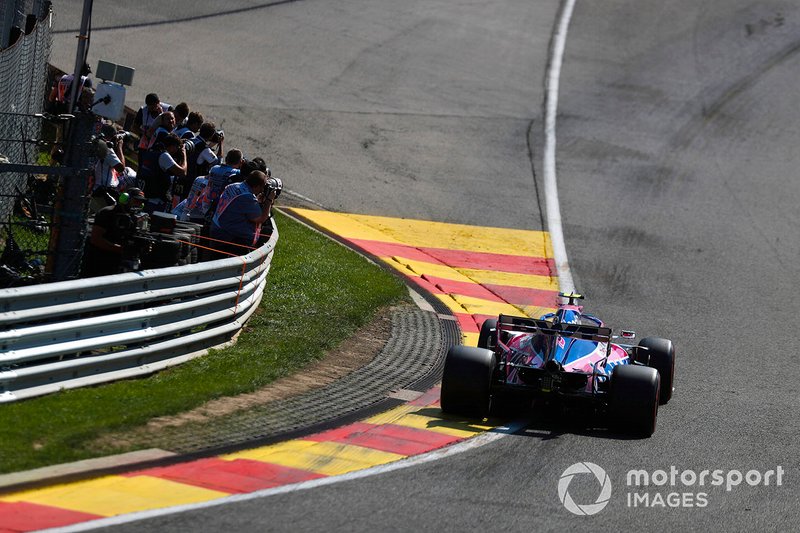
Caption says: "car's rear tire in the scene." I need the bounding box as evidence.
[477,318,498,350]
[639,337,675,404]
[440,345,495,418]
[610,365,660,437]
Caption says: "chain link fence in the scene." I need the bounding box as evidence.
[0,3,86,287]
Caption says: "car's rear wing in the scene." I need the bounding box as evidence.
[497,314,612,343]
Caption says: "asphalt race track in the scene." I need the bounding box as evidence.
[50,0,800,530]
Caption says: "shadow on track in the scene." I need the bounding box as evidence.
[54,0,303,34]
[490,401,650,442]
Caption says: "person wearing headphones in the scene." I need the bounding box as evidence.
[83,188,146,277]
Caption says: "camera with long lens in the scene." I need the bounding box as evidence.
[110,131,134,149]
[211,129,224,143]
[98,128,134,149]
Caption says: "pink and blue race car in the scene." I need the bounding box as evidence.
[440,293,675,436]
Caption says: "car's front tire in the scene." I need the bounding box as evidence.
[440,345,495,418]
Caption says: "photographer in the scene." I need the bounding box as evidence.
[48,63,93,115]
[141,133,187,213]
[83,188,147,277]
[185,122,224,183]
[209,171,272,259]
[175,111,204,140]
[173,148,242,224]
[146,111,177,149]
[90,124,137,214]
[133,93,172,167]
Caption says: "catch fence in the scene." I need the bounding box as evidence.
[0,3,59,286]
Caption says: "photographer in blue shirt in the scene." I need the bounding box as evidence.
[209,170,275,258]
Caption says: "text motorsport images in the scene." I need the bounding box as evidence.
[557,462,785,515]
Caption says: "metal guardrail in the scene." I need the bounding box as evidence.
[0,221,278,402]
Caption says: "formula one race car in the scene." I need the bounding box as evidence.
[440,293,675,436]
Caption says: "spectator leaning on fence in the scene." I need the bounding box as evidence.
[209,170,273,258]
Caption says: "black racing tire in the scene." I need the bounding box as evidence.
[440,345,496,419]
[639,337,675,404]
[610,365,660,437]
[477,318,498,350]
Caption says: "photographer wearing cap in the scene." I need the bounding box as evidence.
[83,188,147,277]
[209,170,273,258]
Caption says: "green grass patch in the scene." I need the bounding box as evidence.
[5,215,50,253]
[0,210,409,474]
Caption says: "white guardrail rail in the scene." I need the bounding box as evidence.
[0,222,278,403]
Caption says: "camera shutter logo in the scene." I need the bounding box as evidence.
[558,462,612,516]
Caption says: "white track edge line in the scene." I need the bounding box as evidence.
[543,0,577,295]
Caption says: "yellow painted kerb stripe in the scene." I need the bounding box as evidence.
[363,405,494,438]
[222,440,405,476]
[0,475,227,517]
[289,208,552,257]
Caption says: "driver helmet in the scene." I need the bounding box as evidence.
[553,309,580,325]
